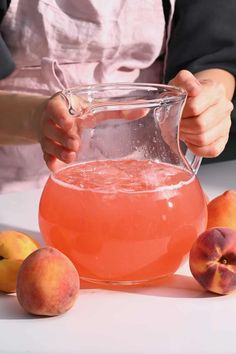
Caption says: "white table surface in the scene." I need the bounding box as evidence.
[0,160,236,354]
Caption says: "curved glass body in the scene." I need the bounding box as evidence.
[39,83,207,286]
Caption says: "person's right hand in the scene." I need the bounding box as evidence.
[37,93,81,171]
[36,92,148,171]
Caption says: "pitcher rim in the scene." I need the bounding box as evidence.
[61,82,187,106]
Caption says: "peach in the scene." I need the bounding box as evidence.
[189,227,236,294]
[207,190,236,230]
[16,247,80,316]
[0,230,40,293]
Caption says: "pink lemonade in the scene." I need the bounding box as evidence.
[39,159,207,285]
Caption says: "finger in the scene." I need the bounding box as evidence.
[42,137,77,163]
[185,135,228,158]
[43,153,57,172]
[95,107,148,122]
[180,99,233,135]
[46,93,74,132]
[181,116,231,148]
[43,153,69,172]
[43,119,80,151]
[182,81,226,118]
[78,107,149,128]
[169,70,202,97]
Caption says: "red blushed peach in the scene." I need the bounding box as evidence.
[189,227,236,295]
[16,247,80,316]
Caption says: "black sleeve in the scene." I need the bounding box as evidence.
[0,33,15,79]
[0,0,10,22]
[165,0,236,80]
[0,0,15,79]
[165,0,236,141]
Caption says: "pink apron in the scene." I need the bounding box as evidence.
[0,0,175,193]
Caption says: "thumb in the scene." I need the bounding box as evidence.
[169,70,202,97]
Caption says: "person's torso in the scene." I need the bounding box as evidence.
[0,0,176,93]
[0,0,176,193]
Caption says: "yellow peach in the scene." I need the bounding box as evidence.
[207,190,236,230]
[0,230,40,293]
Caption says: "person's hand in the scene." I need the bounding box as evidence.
[169,70,234,157]
[36,93,148,171]
[36,93,81,171]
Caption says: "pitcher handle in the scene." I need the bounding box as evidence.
[60,89,81,116]
[182,144,202,174]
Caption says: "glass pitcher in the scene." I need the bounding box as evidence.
[39,83,207,287]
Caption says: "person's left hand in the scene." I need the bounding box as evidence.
[169,70,234,157]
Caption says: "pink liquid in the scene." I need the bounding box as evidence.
[39,160,207,284]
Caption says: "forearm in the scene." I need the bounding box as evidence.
[194,69,235,100]
[166,0,236,94]
[0,91,49,145]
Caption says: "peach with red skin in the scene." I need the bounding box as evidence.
[189,227,236,295]
[16,247,80,316]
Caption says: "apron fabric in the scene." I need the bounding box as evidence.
[0,0,175,193]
